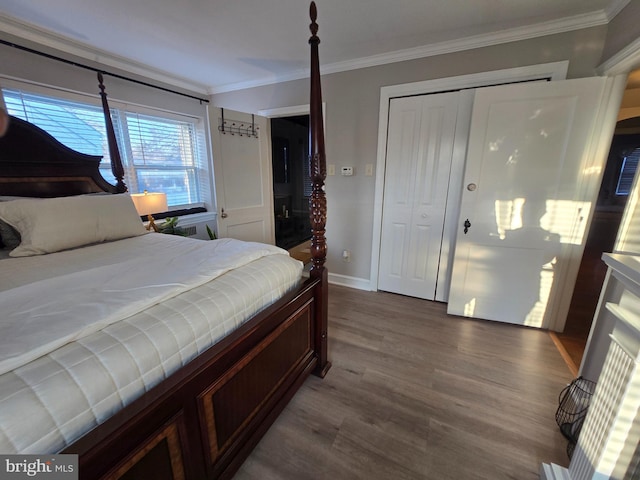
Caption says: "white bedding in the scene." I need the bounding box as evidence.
[0,234,288,375]
[0,234,303,454]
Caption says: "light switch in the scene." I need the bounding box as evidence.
[327,164,335,176]
[365,164,373,176]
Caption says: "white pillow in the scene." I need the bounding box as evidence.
[0,194,148,257]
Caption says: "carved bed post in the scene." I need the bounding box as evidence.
[309,1,331,378]
[97,72,127,193]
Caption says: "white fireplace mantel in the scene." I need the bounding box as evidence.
[541,252,640,480]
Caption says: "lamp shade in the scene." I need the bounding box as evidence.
[131,191,168,216]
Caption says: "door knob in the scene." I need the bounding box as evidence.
[221,208,228,219]
[463,219,471,234]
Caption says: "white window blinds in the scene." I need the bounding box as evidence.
[616,147,640,196]
[2,88,209,209]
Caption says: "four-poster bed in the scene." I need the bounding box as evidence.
[0,3,328,478]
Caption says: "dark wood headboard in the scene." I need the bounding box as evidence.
[0,115,122,197]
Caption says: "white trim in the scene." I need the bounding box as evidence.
[598,36,640,76]
[257,102,327,147]
[328,273,372,291]
[257,103,327,127]
[370,62,569,292]
[258,104,310,117]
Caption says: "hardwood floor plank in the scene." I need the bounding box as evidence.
[234,286,572,479]
[329,416,430,480]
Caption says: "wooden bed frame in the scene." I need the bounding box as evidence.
[0,3,329,479]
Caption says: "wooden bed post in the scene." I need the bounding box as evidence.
[309,1,331,378]
[97,72,127,193]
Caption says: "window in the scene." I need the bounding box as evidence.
[616,147,640,196]
[2,88,209,209]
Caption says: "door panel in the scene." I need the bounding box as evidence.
[378,93,458,300]
[447,77,611,328]
[227,220,267,242]
[210,108,274,244]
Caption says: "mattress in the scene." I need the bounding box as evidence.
[0,234,303,454]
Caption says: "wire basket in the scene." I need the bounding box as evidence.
[555,376,597,458]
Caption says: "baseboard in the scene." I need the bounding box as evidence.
[328,272,371,291]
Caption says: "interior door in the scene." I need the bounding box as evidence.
[210,107,274,244]
[378,92,459,300]
[447,77,615,328]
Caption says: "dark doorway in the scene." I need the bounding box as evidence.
[271,115,312,250]
[557,120,640,372]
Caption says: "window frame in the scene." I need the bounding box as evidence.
[0,77,212,212]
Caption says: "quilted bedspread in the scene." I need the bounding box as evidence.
[0,234,302,453]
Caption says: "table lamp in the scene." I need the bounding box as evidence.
[131,191,168,232]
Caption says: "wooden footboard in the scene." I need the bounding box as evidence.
[65,277,321,480]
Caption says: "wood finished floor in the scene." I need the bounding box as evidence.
[234,285,573,480]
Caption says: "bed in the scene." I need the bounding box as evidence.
[0,3,329,479]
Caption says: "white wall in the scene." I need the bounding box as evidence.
[212,26,608,284]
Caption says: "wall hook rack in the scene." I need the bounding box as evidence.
[218,109,259,138]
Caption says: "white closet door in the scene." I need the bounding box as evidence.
[378,92,459,300]
[447,77,613,328]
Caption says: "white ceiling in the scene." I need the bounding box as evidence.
[0,0,630,94]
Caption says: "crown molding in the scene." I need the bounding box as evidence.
[319,11,609,76]
[212,10,609,94]
[209,69,309,94]
[1,8,612,96]
[604,0,632,21]
[598,36,640,76]
[0,14,210,95]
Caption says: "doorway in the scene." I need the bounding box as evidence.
[211,107,274,244]
[555,122,640,373]
[271,115,312,256]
